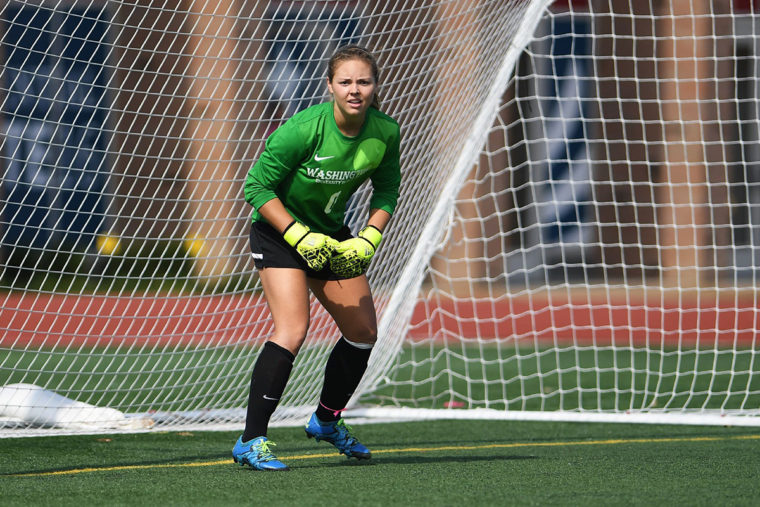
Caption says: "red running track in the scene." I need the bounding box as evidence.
[408,294,760,346]
[1,292,759,349]
[0,293,271,348]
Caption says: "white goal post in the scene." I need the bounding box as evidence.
[1,0,759,436]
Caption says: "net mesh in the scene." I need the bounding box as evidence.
[0,0,547,433]
[367,1,760,425]
[2,0,760,435]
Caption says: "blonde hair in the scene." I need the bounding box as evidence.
[327,44,381,109]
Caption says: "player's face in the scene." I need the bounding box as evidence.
[327,58,376,129]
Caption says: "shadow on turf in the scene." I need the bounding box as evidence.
[7,453,538,476]
[289,453,539,471]
[372,428,760,450]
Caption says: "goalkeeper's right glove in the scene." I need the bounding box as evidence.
[282,221,338,271]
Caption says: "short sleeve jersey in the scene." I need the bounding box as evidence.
[244,101,401,235]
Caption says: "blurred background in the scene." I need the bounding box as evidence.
[2,0,759,291]
[3,0,760,432]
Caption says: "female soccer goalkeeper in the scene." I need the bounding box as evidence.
[232,45,401,471]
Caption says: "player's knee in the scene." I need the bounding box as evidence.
[273,321,309,353]
[290,324,310,343]
[344,322,377,345]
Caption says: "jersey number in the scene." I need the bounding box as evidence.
[324,191,341,214]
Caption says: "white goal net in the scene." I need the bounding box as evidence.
[364,0,760,427]
[1,0,759,435]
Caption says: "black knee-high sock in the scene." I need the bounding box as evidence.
[242,341,295,441]
[315,336,373,422]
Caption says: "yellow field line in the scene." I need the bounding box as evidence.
[7,434,760,478]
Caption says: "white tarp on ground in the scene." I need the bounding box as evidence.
[0,383,153,431]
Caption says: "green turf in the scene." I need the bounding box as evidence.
[0,346,254,413]
[3,344,759,505]
[3,344,758,414]
[1,420,759,506]
[368,344,760,412]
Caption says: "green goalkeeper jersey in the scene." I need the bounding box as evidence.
[244,101,401,234]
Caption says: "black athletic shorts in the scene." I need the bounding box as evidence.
[249,221,354,280]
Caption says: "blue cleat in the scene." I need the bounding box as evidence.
[304,413,371,459]
[232,436,289,471]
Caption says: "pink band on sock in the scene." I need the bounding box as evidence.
[319,401,344,417]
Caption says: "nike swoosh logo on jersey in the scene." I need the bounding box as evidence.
[314,154,334,161]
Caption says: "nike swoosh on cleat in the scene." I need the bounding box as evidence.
[314,154,334,161]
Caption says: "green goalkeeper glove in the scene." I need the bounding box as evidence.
[330,225,383,278]
[282,221,338,271]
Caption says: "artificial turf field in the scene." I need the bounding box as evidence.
[2,419,759,506]
[2,336,759,506]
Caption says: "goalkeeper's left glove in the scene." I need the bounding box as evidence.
[330,225,383,278]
